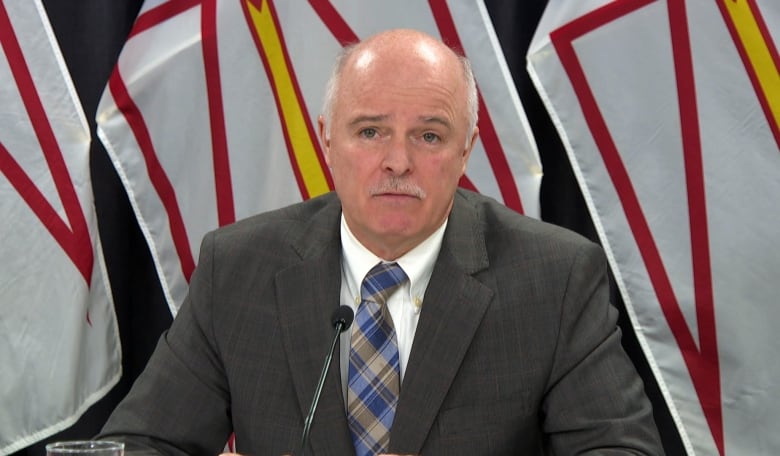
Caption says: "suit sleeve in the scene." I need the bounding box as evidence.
[97,231,233,455]
[542,242,663,455]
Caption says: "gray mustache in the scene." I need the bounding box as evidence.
[369,178,426,198]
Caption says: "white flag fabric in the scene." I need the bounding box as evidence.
[0,1,121,454]
[528,0,780,454]
[96,0,542,315]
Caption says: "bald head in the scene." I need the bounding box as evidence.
[321,29,478,140]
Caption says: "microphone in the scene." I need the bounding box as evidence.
[298,305,354,455]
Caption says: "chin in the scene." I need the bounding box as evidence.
[373,223,415,237]
[367,220,417,242]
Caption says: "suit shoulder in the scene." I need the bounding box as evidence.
[215,192,337,234]
[456,189,601,257]
[201,192,340,257]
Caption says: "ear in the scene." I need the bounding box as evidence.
[318,115,332,166]
[460,127,479,174]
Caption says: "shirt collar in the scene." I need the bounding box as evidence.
[340,214,446,304]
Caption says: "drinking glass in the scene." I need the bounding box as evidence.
[46,440,124,456]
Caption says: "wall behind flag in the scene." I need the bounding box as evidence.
[10,1,684,454]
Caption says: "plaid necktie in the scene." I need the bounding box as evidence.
[348,262,408,456]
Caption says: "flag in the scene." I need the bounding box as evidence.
[528,0,780,454]
[0,1,121,454]
[96,0,542,315]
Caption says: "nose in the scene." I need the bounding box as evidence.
[381,137,412,176]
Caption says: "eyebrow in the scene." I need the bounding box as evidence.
[348,114,452,129]
[348,114,388,127]
[419,116,453,130]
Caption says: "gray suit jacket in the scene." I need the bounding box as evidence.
[100,189,662,455]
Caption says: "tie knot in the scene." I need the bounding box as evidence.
[361,262,408,305]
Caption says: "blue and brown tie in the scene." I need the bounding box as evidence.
[348,262,408,456]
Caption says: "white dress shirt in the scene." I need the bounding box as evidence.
[338,214,446,400]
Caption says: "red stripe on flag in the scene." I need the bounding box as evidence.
[308,0,359,45]
[0,3,93,285]
[108,67,196,281]
[130,0,202,38]
[428,0,524,214]
[667,2,722,452]
[551,0,723,453]
[0,144,91,282]
[202,0,236,226]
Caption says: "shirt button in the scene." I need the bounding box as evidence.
[413,297,423,312]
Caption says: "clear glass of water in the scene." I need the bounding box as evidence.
[46,441,124,455]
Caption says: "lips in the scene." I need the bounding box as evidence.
[374,192,419,200]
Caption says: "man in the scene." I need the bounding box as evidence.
[99,29,662,455]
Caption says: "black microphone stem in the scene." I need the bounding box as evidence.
[298,315,349,456]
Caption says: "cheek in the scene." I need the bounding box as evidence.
[430,156,466,184]
[330,153,370,195]
[328,151,352,178]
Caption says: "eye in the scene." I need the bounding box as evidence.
[422,132,440,143]
[359,128,378,139]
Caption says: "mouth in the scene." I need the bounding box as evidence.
[373,192,420,202]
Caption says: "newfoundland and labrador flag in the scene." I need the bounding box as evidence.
[0,1,121,454]
[96,0,542,315]
[528,1,780,454]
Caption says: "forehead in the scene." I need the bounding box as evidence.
[349,37,459,82]
[352,39,446,72]
[334,40,466,120]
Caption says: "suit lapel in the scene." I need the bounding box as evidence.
[390,191,494,454]
[275,194,354,455]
